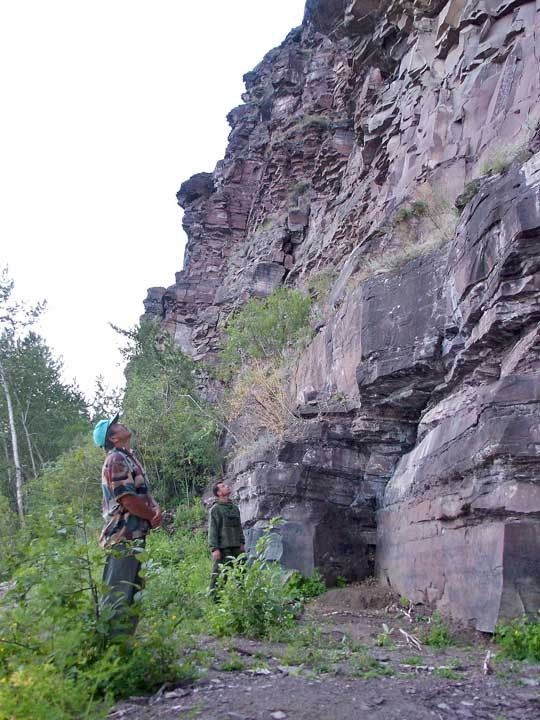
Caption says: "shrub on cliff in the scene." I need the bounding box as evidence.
[224,359,306,451]
[219,287,313,376]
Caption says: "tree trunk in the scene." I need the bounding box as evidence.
[1,431,12,495]
[19,400,37,479]
[0,360,24,520]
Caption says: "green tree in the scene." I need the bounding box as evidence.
[0,268,90,517]
[0,267,45,518]
[89,375,122,424]
[116,321,219,503]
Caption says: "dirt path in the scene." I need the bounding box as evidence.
[110,584,540,720]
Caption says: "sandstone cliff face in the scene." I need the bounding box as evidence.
[144,0,540,631]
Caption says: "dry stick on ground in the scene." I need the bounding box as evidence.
[321,610,366,619]
[399,628,422,651]
[483,650,494,675]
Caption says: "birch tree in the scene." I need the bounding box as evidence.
[0,268,44,518]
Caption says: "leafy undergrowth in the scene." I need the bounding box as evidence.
[0,507,328,720]
[3,495,540,720]
[0,503,213,720]
[207,529,326,639]
[495,616,540,661]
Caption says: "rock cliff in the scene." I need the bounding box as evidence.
[144,0,540,632]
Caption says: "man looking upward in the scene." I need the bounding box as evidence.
[208,480,245,600]
[93,415,162,631]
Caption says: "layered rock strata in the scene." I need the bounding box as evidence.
[144,0,540,630]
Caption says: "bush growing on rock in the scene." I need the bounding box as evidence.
[225,359,301,448]
[219,287,313,376]
[287,180,311,207]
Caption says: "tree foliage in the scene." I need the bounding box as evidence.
[116,321,219,503]
[0,268,89,517]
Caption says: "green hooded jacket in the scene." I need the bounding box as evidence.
[208,501,245,550]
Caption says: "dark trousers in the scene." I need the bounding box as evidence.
[209,546,242,601]
[101,542,144,634]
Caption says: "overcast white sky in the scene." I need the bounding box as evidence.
[1,0,306,398]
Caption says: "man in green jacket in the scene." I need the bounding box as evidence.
[208,479,245,600]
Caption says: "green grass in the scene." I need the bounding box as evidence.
[403,655,423,666]
[220,655,245,672]
[435,667,460,680]
[274,624,390,679]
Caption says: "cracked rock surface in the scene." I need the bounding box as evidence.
[143,1,540,630]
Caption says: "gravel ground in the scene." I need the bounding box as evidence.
[109,583,540,720]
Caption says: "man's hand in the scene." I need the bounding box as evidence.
[150,506,162,529]
[212,549,222,561]
[120,495,162,528]
[240,544,245,553]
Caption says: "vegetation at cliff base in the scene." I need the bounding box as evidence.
[0,494,213,720]
[495,616,540,661]
[0,273,315,719]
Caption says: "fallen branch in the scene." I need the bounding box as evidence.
[320,610,365,619]
[399,628,422,650]
[483,649,494,675]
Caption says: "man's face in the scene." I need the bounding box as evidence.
[216,482,231,500]
[108,422,132,446]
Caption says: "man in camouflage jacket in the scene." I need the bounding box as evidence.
[208,480,245,600]
[93,415,162,632]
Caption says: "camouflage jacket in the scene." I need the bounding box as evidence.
[99,448,153,549]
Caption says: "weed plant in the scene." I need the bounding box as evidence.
[424,612,453,648]
[435,667,460,680]
[403,655,423,666]
[376,623,395,647]
[220,655,245,672]
[208,528,298,639]
[495,616,540,661]
[285,569,326,601]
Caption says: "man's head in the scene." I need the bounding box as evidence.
[105,422,132,450]
[212,480,231,501]
[92,414,132,450]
